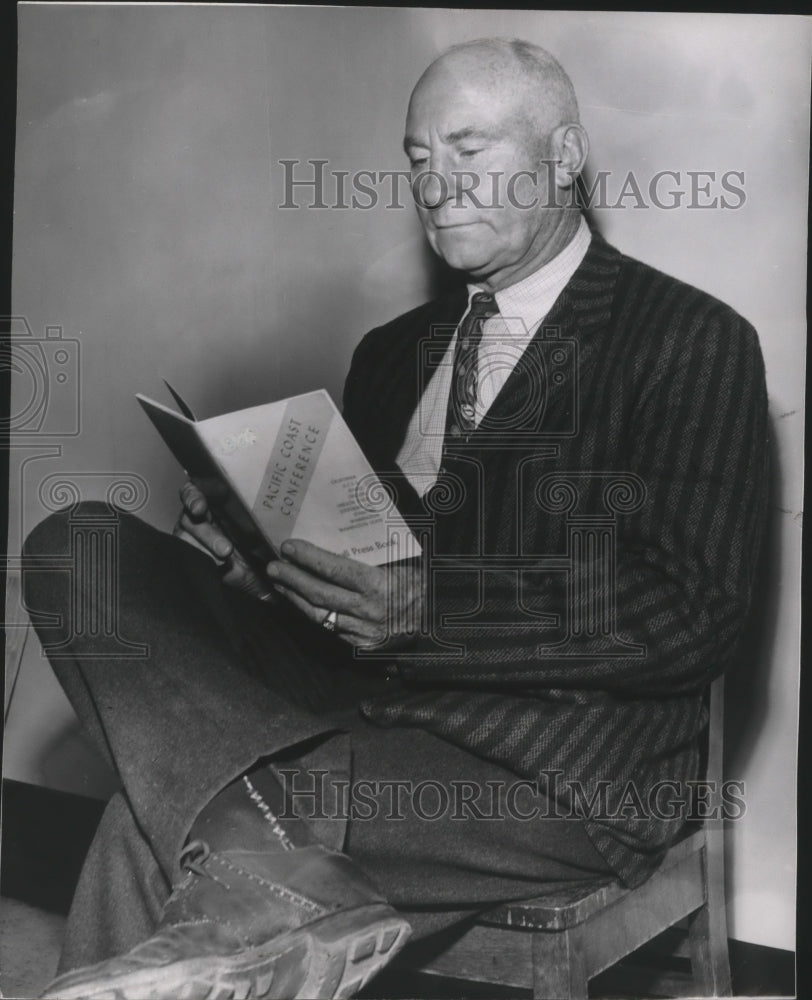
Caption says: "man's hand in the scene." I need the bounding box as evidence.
[173,481,274,601]
[265,540,424,649]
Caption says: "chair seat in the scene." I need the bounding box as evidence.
[407,680,731,997]
[480,829,705,932]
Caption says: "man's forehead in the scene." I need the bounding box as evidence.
[405,41,577,145]
[409,52,519,109]
[405,67,525,144]
[403,121,513,153]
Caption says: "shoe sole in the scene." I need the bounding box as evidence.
[42,904,411,1000]
[296,905,411,1000]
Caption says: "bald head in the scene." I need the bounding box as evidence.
[412,38,580,146]
[404,37,588,290]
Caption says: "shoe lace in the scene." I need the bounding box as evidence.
[179,839,219,881]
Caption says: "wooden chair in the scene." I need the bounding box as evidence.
[403,677,732,998]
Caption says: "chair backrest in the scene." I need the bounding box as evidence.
[700,674,726,846]
[701,673,728,902]
[705,674,725,784]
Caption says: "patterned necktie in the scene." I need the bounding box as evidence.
[446,292,499,441]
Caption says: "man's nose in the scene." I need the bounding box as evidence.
[413,155,459,211]
[413,170,449,211]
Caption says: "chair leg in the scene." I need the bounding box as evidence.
[531,927,589,1000]
[689,813,732,997]
[688,902,732,997]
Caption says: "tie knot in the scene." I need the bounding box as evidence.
[469,292,498,319]
[459,293,498,346]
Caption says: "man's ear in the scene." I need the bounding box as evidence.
[549,124,589,189]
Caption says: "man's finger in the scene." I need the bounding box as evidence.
[267,560,371,618]
[222,551,275,601]
[173,524,221,561]
[275,586,330,627]
[179,482,210,522]
[278,540,371,591]
[177,510,233,560]
[275,585,377,642]
[181,479,231,521]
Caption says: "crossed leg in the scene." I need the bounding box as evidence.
[23,504,612,997]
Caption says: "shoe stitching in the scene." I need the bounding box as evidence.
[173,841,325,920]
[167,871,194,898]
[242,775,296,851]
[209,852,326,918]
[161,916,253,951]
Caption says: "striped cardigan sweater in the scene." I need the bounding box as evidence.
[342,230,769,886]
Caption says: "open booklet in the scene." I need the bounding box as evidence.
[136,384,421,568]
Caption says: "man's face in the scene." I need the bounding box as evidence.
[404,60,563,290]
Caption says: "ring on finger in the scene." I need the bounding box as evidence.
[321,609,339,632]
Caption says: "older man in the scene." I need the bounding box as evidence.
[26,38,768,1000]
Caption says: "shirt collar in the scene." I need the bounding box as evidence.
[467,215,591,336]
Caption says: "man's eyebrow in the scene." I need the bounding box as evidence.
[444,125,505,145]
[402,125,506,153]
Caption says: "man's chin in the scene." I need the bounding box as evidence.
[431,236,494,277]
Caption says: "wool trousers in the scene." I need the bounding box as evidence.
[22,503,614,973]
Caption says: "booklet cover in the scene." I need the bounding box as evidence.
[136,385,421,568]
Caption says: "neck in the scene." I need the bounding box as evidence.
[474,210,582,293]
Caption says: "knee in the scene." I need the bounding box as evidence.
[23,501,120,558]
[22,501,155,558]
[21,502,145,613]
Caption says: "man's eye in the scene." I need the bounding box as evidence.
[409,157,429,169]
[459,149,483,159]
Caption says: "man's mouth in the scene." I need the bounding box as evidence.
[432,220,483,230]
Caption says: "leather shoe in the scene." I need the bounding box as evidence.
[41,840,411,999]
